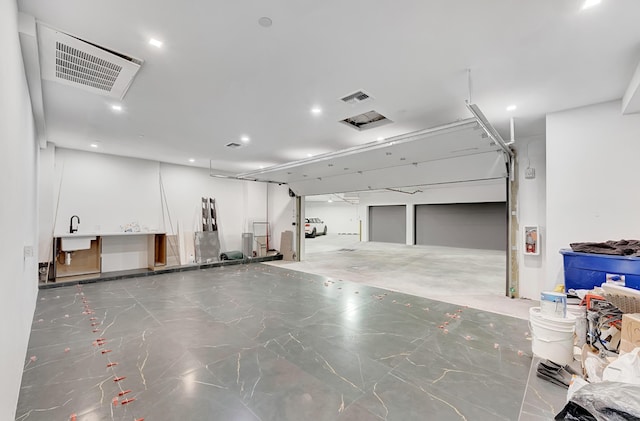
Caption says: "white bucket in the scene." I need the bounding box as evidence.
[529,307,576,365]
[567,304,587,347]
[540,291,567,318]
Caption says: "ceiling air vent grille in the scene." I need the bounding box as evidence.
[225,142,242,148]
[38,23,143,99]
[55,42,122,92]
[340,90,372,104]
[340,110,392,131]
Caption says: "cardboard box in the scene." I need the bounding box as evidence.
[620,313,640,354]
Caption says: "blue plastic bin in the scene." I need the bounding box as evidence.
[560,249,640,291]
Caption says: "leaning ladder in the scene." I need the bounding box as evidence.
[202,197,218,232]
[195,197,221,263]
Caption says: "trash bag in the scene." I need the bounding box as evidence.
[220,250,244,260]
[603,348,640,384]
[555,382,640,420]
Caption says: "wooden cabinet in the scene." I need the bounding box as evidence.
[52,233,167,281]
[148,233,166,269]
[53,237,101,280]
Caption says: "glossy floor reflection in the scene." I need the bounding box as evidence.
[18,264,539,420]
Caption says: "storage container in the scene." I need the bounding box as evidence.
[560,249,640,291]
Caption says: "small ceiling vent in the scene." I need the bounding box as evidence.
[340,110,392,131]
[340,90,372,105]
[225,142,242,149]
[38,24,143,99]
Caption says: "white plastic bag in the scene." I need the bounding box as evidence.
[602,347,640,384]
[567,375,589,401]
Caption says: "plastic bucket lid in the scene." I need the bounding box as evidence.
[541,291,567,301]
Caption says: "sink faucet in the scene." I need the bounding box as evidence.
[70,215,80,233]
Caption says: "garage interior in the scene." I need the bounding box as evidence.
[4,1,640,420]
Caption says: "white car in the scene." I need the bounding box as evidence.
[305,218,327,238]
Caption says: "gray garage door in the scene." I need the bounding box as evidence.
[415,202,506,250]
[369,205,406,244]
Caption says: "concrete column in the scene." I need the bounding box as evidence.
[406,204,414,245]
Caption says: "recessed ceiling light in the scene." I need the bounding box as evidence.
[377,137,385,141]
[90,143,99,148]
[328,199,333,203]
[506,104,517,112]
[149,38,163,48]
[307,153,312,157]
[259,165,264,169]
[188,158,195,163]
[310,107,322,114]
[258,17,273,28]
[240,136,250,143]
[111,105,122,111]
[581,0,601,10]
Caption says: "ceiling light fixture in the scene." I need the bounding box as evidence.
[90,143,98,148]
[149,38,163,48]
[111,105,122,111]
[506,104,517,112]
[189,158,195,163]
[377,137,384,141]
[307,153,312,157]
[310,107,322,115]
[581,0,601,10]
[258,17,273,28]
[240,136,250,143]
[328,199,333,203]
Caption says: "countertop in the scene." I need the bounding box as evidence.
[55,232,165,238]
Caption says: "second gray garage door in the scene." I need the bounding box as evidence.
[369,205,406,244]
[415,202,506,250]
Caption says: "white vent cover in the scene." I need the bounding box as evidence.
[340,90,372,104]
[38,24,143,100]
[340,110,392,131]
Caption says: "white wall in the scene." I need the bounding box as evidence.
[547,100,640,289]
[514,135,547,299]
[38,145,54,260]
[357,179,506,243]
[39,148,295,264]
[268,184,297,252]
[0,0,39,418]
[305,201,360,234]
[51,148,161,235]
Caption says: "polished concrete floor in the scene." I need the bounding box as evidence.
[16,263,560,421]
[270,235,536,320]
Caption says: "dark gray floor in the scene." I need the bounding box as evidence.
[18,264,542,420]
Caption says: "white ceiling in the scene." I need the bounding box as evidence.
[17,0,640,176]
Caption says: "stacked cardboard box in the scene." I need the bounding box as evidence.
[280,230,295,261]
[620,313,640,354]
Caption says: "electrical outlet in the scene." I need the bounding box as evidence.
[525,167,536,179]
[24,246,34,258]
